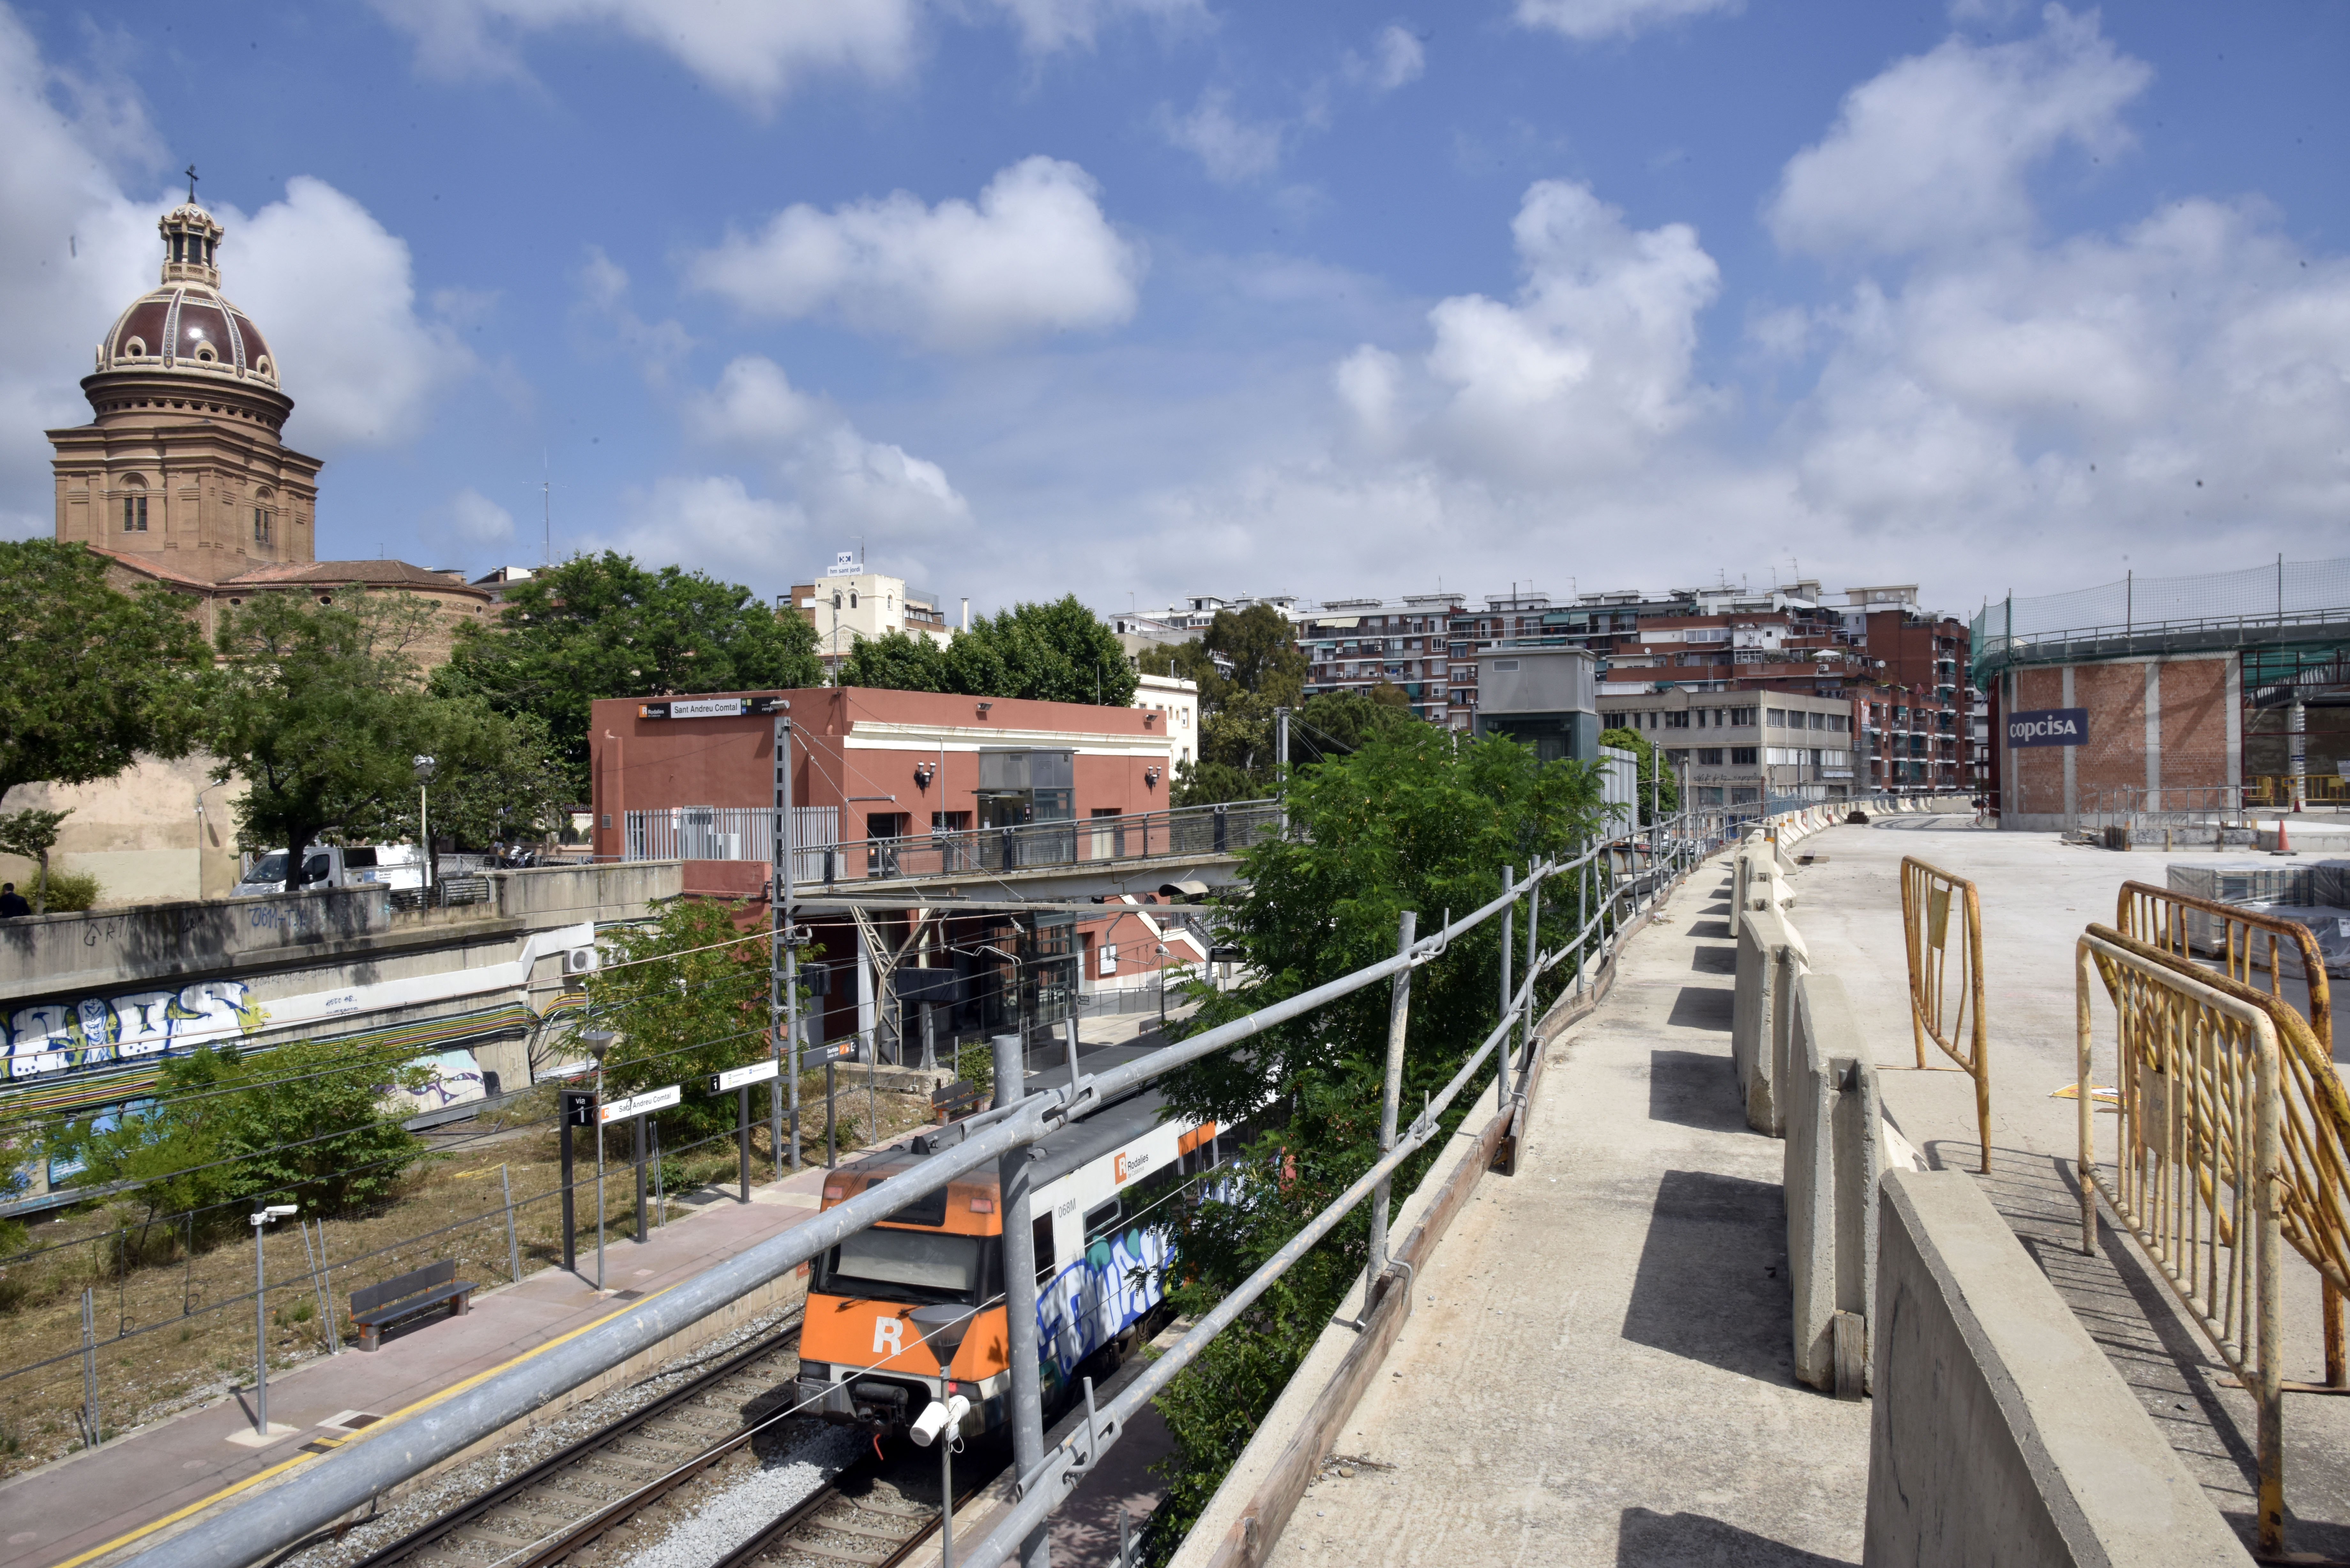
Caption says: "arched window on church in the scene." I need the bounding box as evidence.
[850,590,859,609]
[120,476,148,533]
[252,488,274,545]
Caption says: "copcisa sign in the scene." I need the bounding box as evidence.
[2007,708,2089,748]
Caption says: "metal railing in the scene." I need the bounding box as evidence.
[1900,857,1990,1173]
[133,801,1731,1568]
[2078,925,2349,1559]
[621,799,1282,883]
[2115,881,2333,1045]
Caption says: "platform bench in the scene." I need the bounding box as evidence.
[351,1258,475,1352]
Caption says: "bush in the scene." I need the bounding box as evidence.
[33,869,101,912]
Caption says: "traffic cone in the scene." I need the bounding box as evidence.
[2272,817,2293,856]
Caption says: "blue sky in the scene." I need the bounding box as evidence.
[2,0,2343,621]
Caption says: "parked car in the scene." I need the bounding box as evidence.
[233,843,426,896]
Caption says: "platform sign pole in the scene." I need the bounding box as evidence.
[826,1057,838,1170]
[633,1114,648,1242]
[739,1085,752,1202]
[772,710,798,1177]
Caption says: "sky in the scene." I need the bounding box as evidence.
[1,0,2343,625]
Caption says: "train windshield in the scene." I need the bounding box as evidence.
[817,1226,987,1306]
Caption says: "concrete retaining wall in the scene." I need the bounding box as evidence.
[1783,973,1880,1396]
[1864,1170,2250,1567]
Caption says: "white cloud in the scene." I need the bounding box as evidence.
[986,0,1209,56]
[573,246,693,385]
[1514,0,1740,44]
[1160,87,1287,185]
[1768,6,2150,259]
[1342,25,1425,92]
[689,355,972,542]
[591,473,812,586]
[223,177,474,450]
[447,487,516,546]
[1340,179,1722,482]
[372,0,921,112]
[686,157,1142,352]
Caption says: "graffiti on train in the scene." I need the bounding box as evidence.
[1035,1224,1173,1383]
[5,981,262,1079]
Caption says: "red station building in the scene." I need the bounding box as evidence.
[587,687,1208,1057]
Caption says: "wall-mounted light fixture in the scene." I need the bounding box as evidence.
[975,702,993,719]
[1142,711,1157,728]
[1144,765,1162,789]
[914,762,936,791]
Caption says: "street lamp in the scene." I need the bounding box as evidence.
[1155,943,1170,1031]
[582,1030,617,1292]
[908,1303,979,1568]
[250,1204,298,1434]
[413,755,438,892]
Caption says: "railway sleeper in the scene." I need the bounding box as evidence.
[809,1510,919,1542]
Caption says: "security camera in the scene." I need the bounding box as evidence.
[909,1394,971,1447]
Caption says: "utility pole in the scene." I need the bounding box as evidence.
[1275,706,1291,835]
[772,710,800,1172]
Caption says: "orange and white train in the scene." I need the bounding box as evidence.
[795,1071,1227,1437]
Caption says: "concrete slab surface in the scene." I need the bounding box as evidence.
[1793,819,2350,1561]
[1267,861,1871,1568]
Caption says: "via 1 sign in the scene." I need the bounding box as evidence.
[600,1083,682,1123]
[2006,708,2089,748]
[711,1058,781,1094]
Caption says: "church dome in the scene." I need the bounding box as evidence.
[94,202,277,388]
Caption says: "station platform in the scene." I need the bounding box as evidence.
[0,1009,1181,1568]
[1268,823,2350,1565]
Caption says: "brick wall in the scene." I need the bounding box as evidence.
[2157,656,2232,793]
[2012,667,2066,814]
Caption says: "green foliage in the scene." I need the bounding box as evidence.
[1142,606,1322,807]
[839,596,1137,709]
[43,1039,433,1244]
[0,539,209,799]
[203,589,443,878]
[582,898,816,1149]
[1146,727,1607,1542]
[389,704,570,851]
[1598,727,1682,826]
[34,868,101,913]
[0,808,72,914]
[435,552,824,797]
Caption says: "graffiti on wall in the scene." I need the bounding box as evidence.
[6,981,262,1079]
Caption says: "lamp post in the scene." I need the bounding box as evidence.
[1155,944,1169,1032]
[413,755,438,892]
[582,1030,616,1291]
[909,1303,979,1568]
[250,1204,298,1434]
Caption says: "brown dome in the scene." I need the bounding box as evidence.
[92,202,278,388]
[97,284,276,386]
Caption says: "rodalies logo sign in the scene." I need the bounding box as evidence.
[2007,708,2089,748]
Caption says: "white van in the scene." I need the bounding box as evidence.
[233,843,426,896]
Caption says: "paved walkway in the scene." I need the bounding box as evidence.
[1268,855,1870,1568]
[1795,819,2350,1560]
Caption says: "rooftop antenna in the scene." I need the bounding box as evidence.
[541,451,551,568]
[185,164,197,203]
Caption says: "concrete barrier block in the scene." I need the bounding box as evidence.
[1734,907,1793,1135]
[1786,973,1877,1395]
[1865,1171,2251,1568]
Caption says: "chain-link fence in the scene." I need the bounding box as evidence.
[1971,556,2350,674]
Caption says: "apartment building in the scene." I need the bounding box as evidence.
[1296,592,1471,725]
[785,550,955,677]
[1597,689,1858,805]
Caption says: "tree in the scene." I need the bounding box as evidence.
[0,539,208,800]
[0,808,70,914]
[44,1038,432,1248]
[434,553,823,797]
[1147,727,1607,1543]
[1598,727,1681,826]
[385,704,571,857]
[204,590,442,879]
[582,897,813,1155]
[835,596,1138,708]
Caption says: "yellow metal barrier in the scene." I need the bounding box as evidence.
[2077,927,2288,1555]
[2091,922,2350,1393]
[1900,856,1990,1173]
[2117,879,2334,1048]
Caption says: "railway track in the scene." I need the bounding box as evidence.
[710,1472,953,1568]
[348,1317,813,1568]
